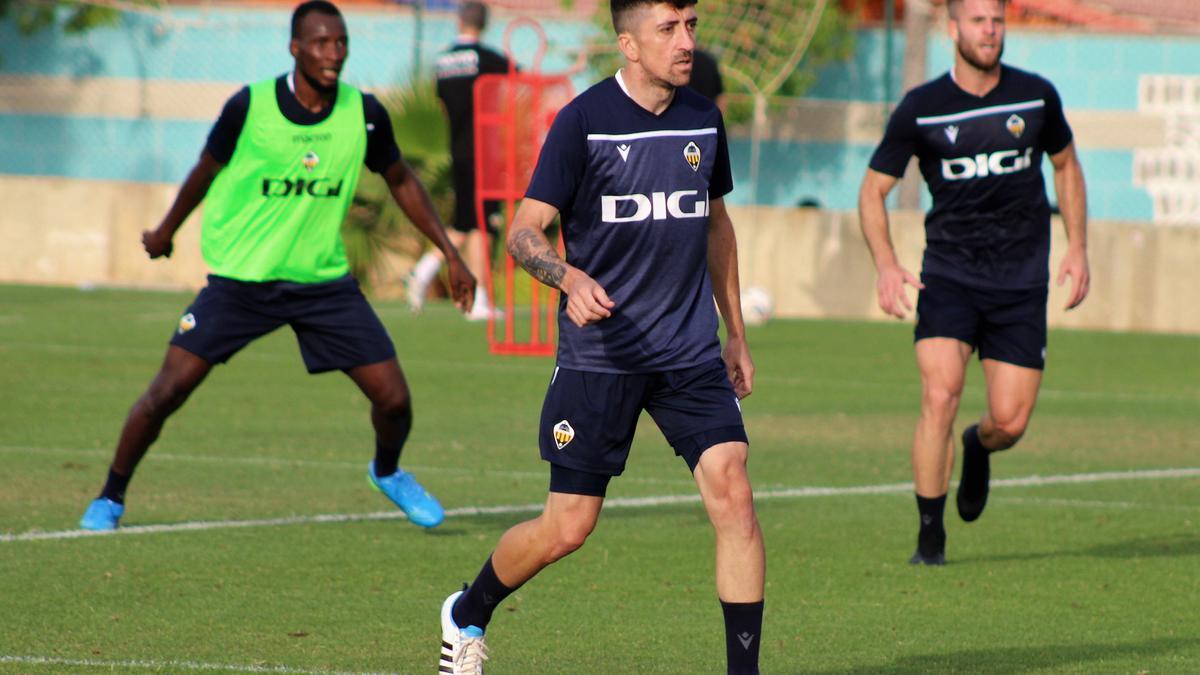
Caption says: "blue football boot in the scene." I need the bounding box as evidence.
[80,497,124,531]
[367,463,444,528]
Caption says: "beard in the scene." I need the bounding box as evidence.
[957,39,1003,72]
[665,52,693,88]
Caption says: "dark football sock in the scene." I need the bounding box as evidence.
[100,467,131,504]
[452,555,519,631]
[963,423,987,455]
[916,493,947,556]
[721,599,763,675]
[373,441,399,478]
[372,408,412,478]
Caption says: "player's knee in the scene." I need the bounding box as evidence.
[140,381,192,420]
[921,385,961,417]
[374,388,412,420]
[718,489,757,530]
[704,474,757,535]
[988,416,1028,449]
[544,520,593,562]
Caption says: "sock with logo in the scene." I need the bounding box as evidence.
[452,555,519,631]
[916,493,947,557]
[721,599,763,675]
[99,467,131,504]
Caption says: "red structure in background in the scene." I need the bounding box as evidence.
[473,18,574,356]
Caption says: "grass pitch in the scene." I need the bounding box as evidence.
[0,283,1197,673]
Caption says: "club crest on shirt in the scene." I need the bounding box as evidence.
[683,141,701,172]
[944,124,959,144]
[617,143,631,162]
[553,420,575,450]
[303,151,320,172]
[178,312,196,334]
[1006,114,1026,139]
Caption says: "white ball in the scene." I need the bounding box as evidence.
[740,286,773,326]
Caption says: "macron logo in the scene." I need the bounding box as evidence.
[616,144,631,162]
[737,632,756,650]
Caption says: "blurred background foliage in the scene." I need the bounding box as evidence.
[342,78,453,292]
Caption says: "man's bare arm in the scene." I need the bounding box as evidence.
[507,198,613,327]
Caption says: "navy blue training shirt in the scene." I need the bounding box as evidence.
[526,73,734,374]
[869,65,1073,290]
[205,75,401,174]
[435,40,512,159]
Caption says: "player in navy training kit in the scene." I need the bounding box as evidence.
[407,1,512,318]
[437,0,764,672]
[858,0,1090,565]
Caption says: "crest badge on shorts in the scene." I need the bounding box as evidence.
[553,420,575,450]
[684,141,701,172]
[178,312,196,335]
[1006,114,1026,139]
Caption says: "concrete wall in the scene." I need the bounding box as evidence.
[4,174,1196,334]
[729,205,1200,335]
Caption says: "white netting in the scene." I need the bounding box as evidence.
[693,0,829,201]
[696,0,828,97]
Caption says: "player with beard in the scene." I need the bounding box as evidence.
[858,0,1089,564]
[79,0,475,532]
[436,0,764,672]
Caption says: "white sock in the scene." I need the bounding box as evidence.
[472,285,491,312]
[411,252,442,291]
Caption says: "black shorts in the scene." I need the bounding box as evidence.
[451,154,500,234]
[170,274,396,373]
[538,359,748,495]
[914,274,1048,370]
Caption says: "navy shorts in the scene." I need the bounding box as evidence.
[451,155,500,234]
[538,359,748,496]
[170,274,396,373]
[915,274,1048,370]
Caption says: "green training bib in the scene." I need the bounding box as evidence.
[201,78,367,282]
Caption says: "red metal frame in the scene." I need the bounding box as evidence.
[473,19,572,356]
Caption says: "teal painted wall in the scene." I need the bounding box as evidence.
[4,13,1190,221]
[0,7,589,86]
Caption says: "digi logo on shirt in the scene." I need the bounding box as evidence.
[941,147,1034,181]
[600,189,709,223]
[260,177,345,198]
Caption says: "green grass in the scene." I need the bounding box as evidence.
[0,283,1198,674]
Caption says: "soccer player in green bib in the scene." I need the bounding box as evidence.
[79,0,475,531]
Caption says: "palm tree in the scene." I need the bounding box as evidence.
[342,78,453,294]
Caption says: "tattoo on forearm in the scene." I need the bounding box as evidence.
[508,229,566,288]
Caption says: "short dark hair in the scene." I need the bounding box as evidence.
[610,0,697,34]
[460,1,488,31]
[292,0,342,39]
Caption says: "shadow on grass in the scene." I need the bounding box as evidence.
[809,636,1199,674]
[955,533,1200,564]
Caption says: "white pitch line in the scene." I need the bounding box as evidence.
[0,654,391,674]
[0,445,696,487]
[3,467,1197,545]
